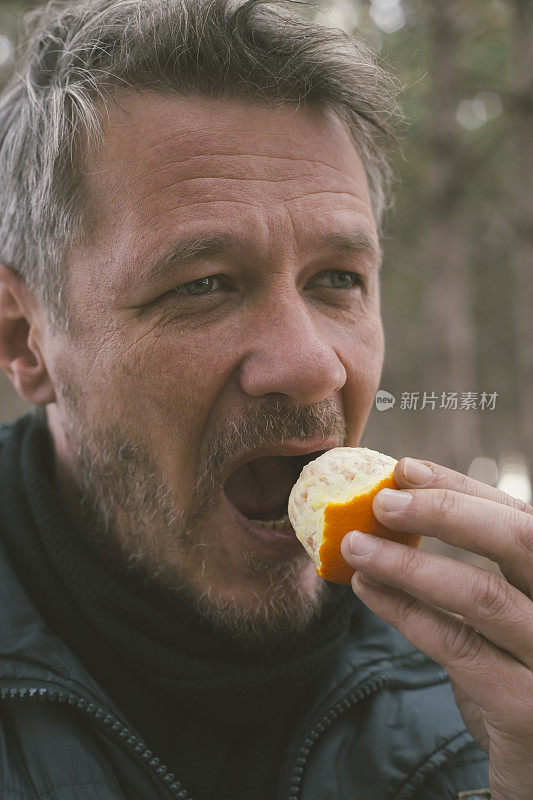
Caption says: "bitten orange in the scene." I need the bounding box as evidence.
[288,447,421,585]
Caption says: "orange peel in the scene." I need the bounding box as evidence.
[288,447,421,584]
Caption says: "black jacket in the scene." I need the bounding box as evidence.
[0,520,491,800]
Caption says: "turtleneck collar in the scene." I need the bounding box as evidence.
[0,412,360,726]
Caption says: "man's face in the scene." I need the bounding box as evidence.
[44,93,384,651]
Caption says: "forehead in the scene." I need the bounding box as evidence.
[82,92,376,263]
[93,91,365,172]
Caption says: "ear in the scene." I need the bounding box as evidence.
[0,264,56,405]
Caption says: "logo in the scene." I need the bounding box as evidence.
[375,389,396,411]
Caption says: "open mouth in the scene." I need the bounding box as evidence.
[223,451,325,531]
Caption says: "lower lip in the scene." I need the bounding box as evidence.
[223,495,305,555]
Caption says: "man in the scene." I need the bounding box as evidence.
[0,0,530,798]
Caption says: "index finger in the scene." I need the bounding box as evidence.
[394,457,533,516]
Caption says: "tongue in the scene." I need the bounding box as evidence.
[224,456,295,519]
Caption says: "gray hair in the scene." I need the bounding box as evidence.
[0,0,400,328]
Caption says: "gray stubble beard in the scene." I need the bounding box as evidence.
[59,393,345,657]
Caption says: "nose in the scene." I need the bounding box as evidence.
[238,293,347,404]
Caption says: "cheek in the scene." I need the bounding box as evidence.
[108,332,233,456]
[53,325,226,438]
[341,317,384,442]
[124,337,222,404]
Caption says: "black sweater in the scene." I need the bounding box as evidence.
[0,413,359,800]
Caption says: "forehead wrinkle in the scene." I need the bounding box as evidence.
[138,198,263,233]
[122,109,354,160]
[134,147,354,177]
[135,181,361,229]
[88,94,369,215]
[138,173,331,207]
[119,157,358,203]
[90,137,366,228]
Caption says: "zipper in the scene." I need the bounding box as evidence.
[2,668,449,800]
[0,686,197,800]
[284,670,449,800]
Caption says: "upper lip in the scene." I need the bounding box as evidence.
[219,435,342,487]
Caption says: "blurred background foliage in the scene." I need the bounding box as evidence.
[0,0,531,571]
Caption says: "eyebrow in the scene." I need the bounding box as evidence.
[313,231,382,270]
[145,229,382,280]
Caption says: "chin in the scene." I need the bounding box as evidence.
[181,553,327,655]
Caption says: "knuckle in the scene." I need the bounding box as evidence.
[394,592,423,630]
[451,470,471,495]
[432,488,457,522]
[475,571,511,620]
[515,512,533,558]
[396,545,419,578]
[442,616,485,667]
[517,498,533,515]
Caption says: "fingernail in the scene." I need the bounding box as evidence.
[375,488,411,512]
[403,458,434,485]
[348,531,378,556]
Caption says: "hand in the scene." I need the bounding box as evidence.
[339,457,533,800]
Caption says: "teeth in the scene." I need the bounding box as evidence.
[249,513,292,531]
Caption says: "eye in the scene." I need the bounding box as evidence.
[309,270,364,290]
[173,275,226,296]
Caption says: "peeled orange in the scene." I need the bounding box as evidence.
[288,447,421,584]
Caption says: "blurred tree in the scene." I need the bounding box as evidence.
[0,0,530,495]
[359,0,520,482]
[507,0,533,479]
[420,0,481,469]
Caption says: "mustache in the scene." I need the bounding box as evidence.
[196,397,346,494]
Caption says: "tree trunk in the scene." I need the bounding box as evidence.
[508,0,533,481]
[421,0,481,472]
